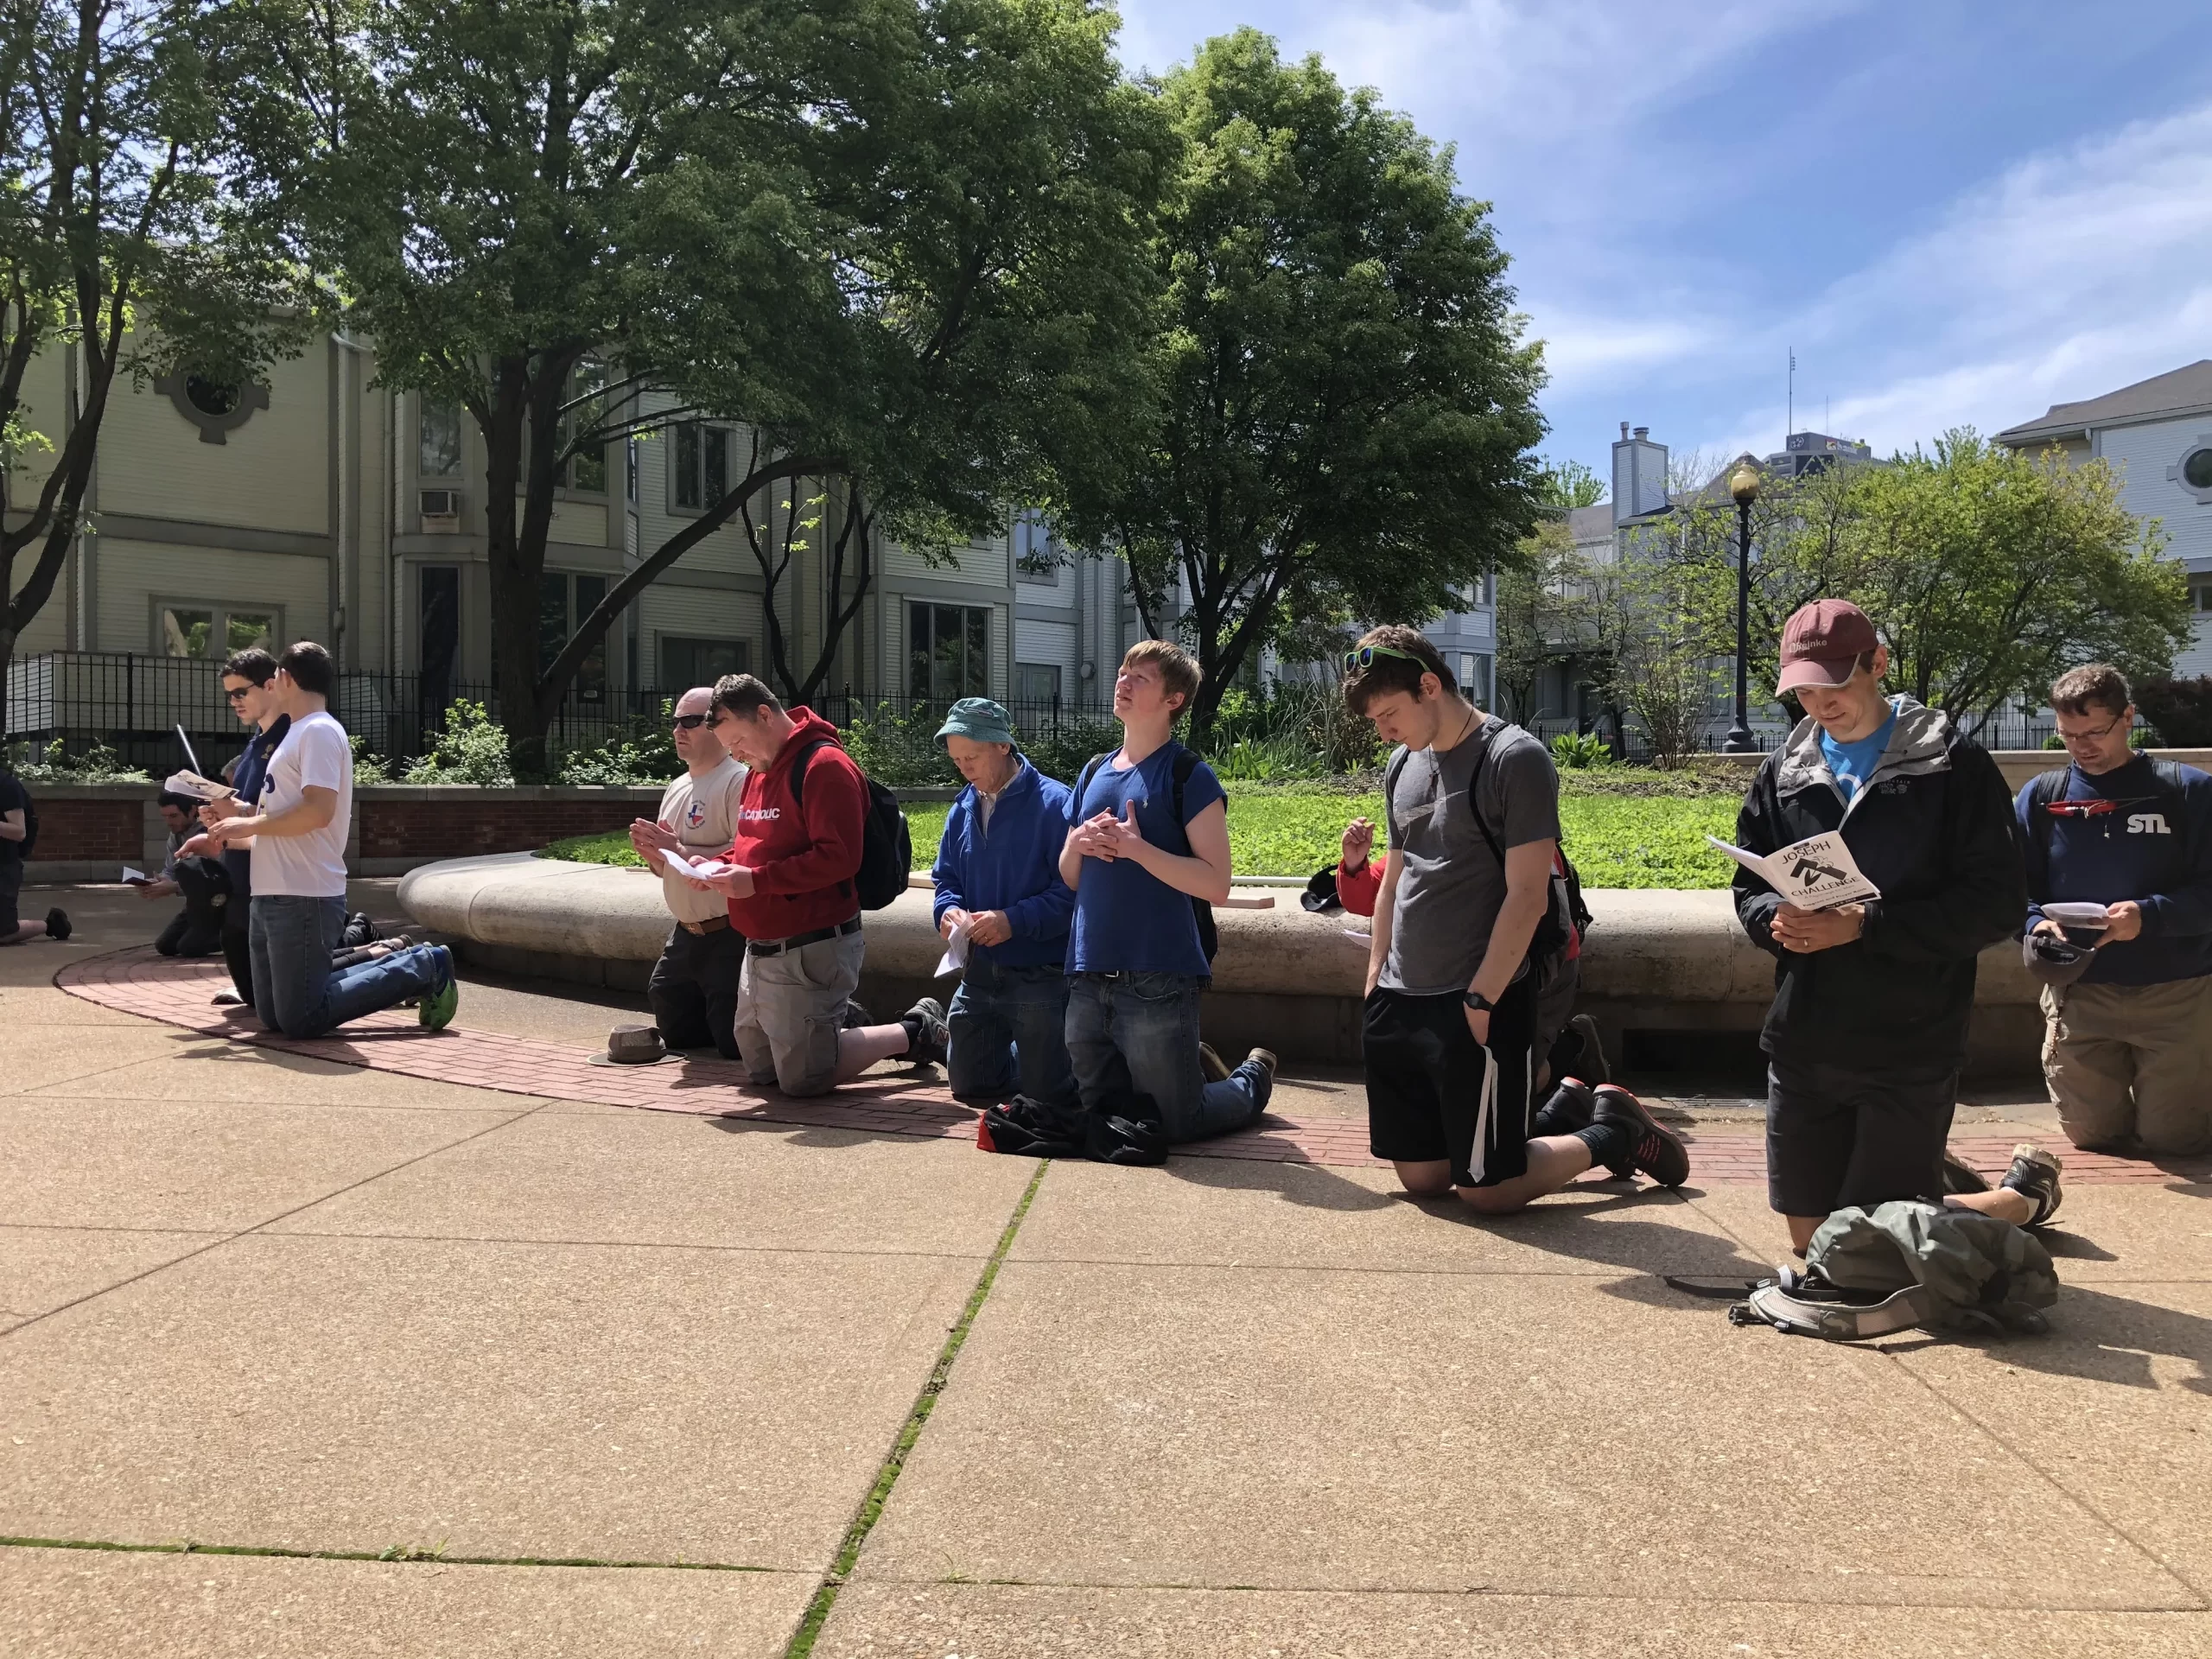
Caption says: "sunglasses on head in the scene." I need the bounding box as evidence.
[672,713,711,730]
[1343,643,1428,673]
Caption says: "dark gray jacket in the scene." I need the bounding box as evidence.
[1732,700,2025,1073]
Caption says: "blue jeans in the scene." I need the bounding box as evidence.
[1065,972,1269,1144]
[250,895,448,1039]
[947,957,1077,1106]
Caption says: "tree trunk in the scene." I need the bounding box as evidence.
[479,352,577,781]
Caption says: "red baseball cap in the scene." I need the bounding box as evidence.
[1776,599,1879,695]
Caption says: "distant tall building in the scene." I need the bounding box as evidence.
[1765,430,1874,478]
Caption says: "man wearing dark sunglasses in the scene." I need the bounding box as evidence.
[191,648,289,1007]
[628,687,750,1058]
[1344,626,1687,1213]
[2020,663,2212,1158]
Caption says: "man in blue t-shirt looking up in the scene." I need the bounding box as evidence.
[1058,639,1274,1141]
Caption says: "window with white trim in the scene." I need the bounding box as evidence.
[156,601,280,660]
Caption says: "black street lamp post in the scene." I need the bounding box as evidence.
[1722,454,1761,754]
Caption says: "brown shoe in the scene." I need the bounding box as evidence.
[1198,1042,1232,1084]
[1245,1048,1278,1080]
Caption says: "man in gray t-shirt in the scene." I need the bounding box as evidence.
[1343,626,1688,1212]
[1382,717,1560,995]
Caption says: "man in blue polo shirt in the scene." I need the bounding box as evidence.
[931,698,1078,1104]
[2022,664,2212,1156]
[1058,640,1274,1142]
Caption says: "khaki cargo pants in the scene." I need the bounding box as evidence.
[734,926,865,1097]
[2042,976,2212,1155]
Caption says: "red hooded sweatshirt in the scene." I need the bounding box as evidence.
[726,708,868,940]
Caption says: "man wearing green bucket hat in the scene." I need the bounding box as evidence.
[931,697,1079,1104]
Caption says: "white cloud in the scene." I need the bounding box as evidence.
[1693,100,2212,457]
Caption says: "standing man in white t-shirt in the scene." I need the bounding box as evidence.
[205,641,460,1036]
[627,686,748,1056]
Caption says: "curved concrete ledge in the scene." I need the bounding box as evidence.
[402,855,2044,1077]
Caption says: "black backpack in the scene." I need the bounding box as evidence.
[1384,728,1592,964]
[788,737,912,911]
[1074,747,1217,963]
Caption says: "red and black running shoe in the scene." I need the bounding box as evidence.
[1592,1084,1690,1189]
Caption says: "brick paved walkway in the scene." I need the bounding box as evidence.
[54,947,2212,1186]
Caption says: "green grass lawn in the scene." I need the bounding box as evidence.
[541,772,1739,888]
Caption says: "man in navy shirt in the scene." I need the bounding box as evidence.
[931,698,1078,1104]
[1058,640,1274,1141]
[2021,664,2212,1156]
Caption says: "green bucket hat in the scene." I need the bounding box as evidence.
[934,696,1017,747]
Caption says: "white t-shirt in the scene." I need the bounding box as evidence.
[657,758,747,923]
[252,710,353,899]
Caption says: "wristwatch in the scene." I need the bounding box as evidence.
[1462,989,1495,1014]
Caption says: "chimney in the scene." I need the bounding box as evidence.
[1611,423,1671,525]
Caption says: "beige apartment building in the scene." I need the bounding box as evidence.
[5,332,1098,760]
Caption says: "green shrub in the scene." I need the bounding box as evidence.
[350,734,395,785]
[1549,730,1614,770]
[3,738,150,783]
[557,702,680,785]
[404,699,515,786]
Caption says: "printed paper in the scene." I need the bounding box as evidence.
[935,921,971,979]
[658,848,738,880]
[162,770,232,802]
[1705,831,1881,909]
[121,866,149,885]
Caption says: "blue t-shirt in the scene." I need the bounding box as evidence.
[1065,742,1226,977]
[1821,698,1900,802]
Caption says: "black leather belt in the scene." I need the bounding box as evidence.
[679,913,730,936]
[747,915,862,957]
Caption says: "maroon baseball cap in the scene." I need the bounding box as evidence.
[1776,599,1879,695]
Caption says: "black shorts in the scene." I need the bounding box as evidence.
[1765,1056,1958,1217]
[1363,974,1536,1188]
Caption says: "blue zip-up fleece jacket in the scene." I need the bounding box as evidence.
[2018,754,2212,986]
[931,759,1077,968]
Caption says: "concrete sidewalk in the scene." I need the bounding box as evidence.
[5,885,2210,1656]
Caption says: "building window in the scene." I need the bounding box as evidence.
[157,602,279,660]
[672,422,731,511]
[154,372,270,444]
[562,359,607,494]
[1014,511,1059,583]
[2173,441,2212,505]
[659,636,749,690]
[1014,662,1062,707]
[537,573,610,700]
[418,566,460,708]
[910,602,989,701]
[420,399,463,477]
[2190,579,2212,614]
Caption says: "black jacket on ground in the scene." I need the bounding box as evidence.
[1732,699,2026,1074]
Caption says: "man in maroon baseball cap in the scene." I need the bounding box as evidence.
[1728,598,2059,1253]
[1774,598,1881,696]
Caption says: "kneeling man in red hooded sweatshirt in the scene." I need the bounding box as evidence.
[683,675,948,1095]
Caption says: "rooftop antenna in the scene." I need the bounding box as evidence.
[1787,347,1796,439]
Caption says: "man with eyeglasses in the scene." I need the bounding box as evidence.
[197,648,290,1007]
[628,687,750,1058]
[2020,664,2212,1158]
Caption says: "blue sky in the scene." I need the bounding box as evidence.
[1108,0,2212,491]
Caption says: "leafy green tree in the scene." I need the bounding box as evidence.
[1060,29,1545,745]
[2,0,305,736]
[1653,433,2186,730]
[1539,457,1605,510]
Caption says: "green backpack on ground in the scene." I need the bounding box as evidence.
[1722,1201,2059,1341]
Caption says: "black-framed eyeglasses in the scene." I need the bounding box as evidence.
[672,713,711,730]
[1343,643,1427,673]
[224,686,254,702]
[2056,712,2128,745]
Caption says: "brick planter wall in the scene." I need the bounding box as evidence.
[355,787,664,861]
[23,794,145,863]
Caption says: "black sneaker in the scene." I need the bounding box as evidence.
[1999,1142,2063,1229]
[1940,1149,1992,1195]
[45,907,72,943]
[1535,1078,1634,1179]
[1569,1014,1611,1086]
[901,997,950,1066]
[212,988,245,1007]
[1592,1084,1690,1189]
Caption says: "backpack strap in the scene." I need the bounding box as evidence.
[786,736,833,814]
[1073,753,1110,818]
[1169,745,1201,853]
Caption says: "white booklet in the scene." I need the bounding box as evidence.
[162,769,232,802]
[1705,832,1880,909]
[934,920,971,979]
[658,848,739,880]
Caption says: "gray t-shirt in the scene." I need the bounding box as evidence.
[1381,715,1562,995]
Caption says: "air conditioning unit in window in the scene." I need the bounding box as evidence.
[419,488,461,522]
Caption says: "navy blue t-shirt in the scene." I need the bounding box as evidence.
[2018,754,2212,986]
[1065,742,1226,977]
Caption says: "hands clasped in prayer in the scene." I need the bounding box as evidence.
[1071,799,1147,865]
